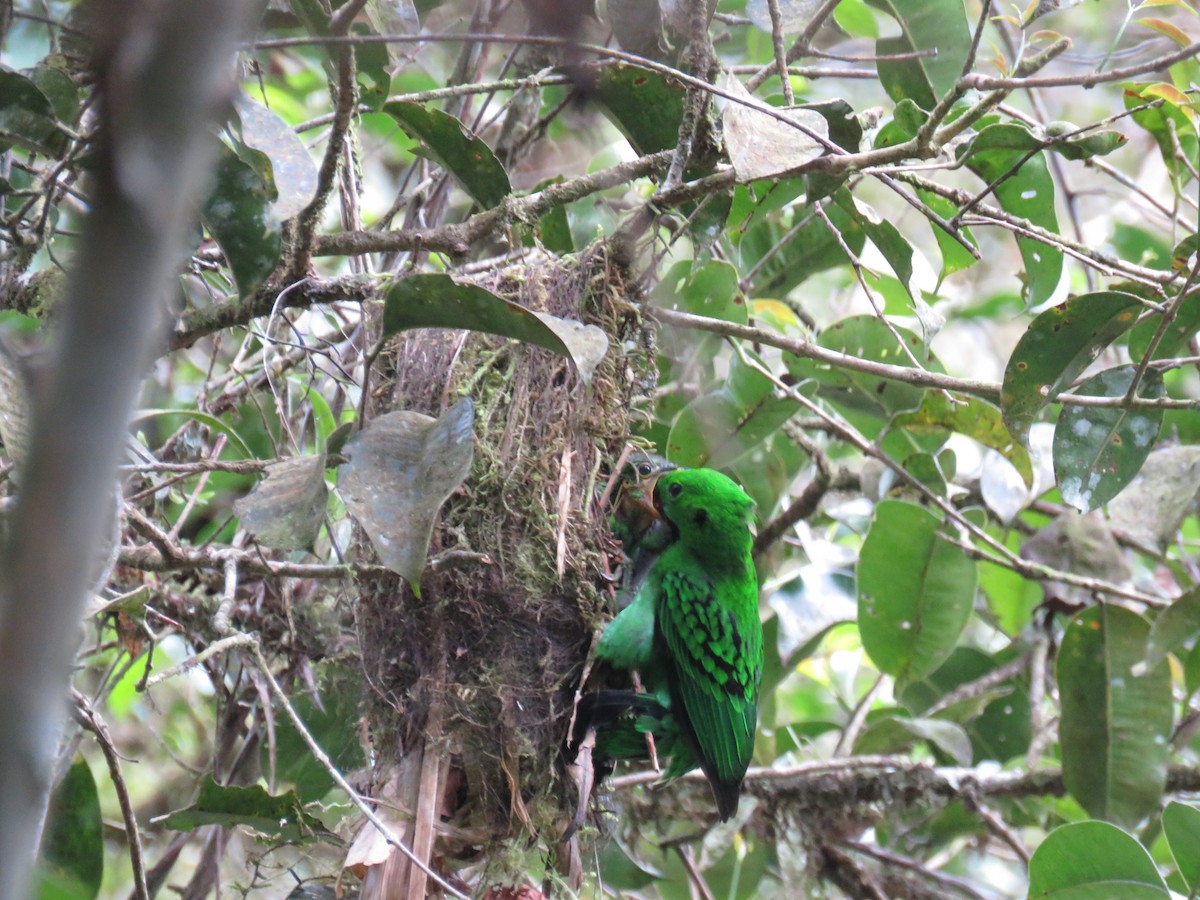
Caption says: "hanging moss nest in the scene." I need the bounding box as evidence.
[355,243,656,852]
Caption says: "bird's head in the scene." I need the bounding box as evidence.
[652,468,754,559]
[612,453,677,533]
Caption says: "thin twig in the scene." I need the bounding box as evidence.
[764,0,793,105]
[961,39,1200,90]
[843,840,990,900]
[744,0,841,92]
[73,690,150,900]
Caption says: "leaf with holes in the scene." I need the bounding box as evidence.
[1053,365,1164,513]
[1000,291,1143,445]
[593,64,687,155]
[786,316,939,436]
[959,124,1063,306]
[1058,605,1172,828]
[894,393,1033,485]
[383,101,511,209]
[163,776,328,842]
[857,500,977,685]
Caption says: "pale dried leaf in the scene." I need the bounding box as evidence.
[723,74,828,182]
[338,399,475,592]
[234,454,329,550]
[1108,445,1200,549]
[532,312,609,383]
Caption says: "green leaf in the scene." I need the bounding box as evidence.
[592,64,686,155]
[655,258,746,324]
[1058,605,1172,828]
[786,315,937,432]
[856,713,972,764]
[899,451,947,496]
[530,177,573,253]
[916,188,979,278]
[972,686,1031,764]
[894,393,1032,485]
[131,408,254,458]
[597,838,663,891]
[665,350,800,468]
[266,667,366,802]
[834,0,879,38]
[163,776,327,841]
[0,69,69,156]
[804,99,864,154]
[1028,821,1169,899]
[1187,638,1200,697]
[1164,802,1200,893]
[1144,584,1200,671]
[353,23,392,110]
[1052,365,1164,513]
[1129,290,1200,361]
[967,118,1127,162]
[200,143,282,299]
[857,500,978,684]
[1126,82,1200,183]
[382,274,608,382]
[742,198,867,296]
[960,124,1063,306]
[24,65,79,126]
[835,191,915,299]
[339,399,474,591]
[38,758,103,900]
[1000,291,1143,444]
[289,0,331,38]
[1172,233,1200,274]
[383,101,511,209]
[868,0,970,109]
[874,97,926,148]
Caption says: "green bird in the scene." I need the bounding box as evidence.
[597,467,762,821]
[596,453,679,674]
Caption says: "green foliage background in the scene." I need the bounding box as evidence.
[4,0,1200,896]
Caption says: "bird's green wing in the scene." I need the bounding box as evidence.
[658,565,759,785]
[595,580,657,671]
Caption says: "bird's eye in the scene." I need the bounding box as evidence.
[637,462,653,476]
[668,482,683,498]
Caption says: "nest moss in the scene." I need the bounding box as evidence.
[356,243,655,857]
